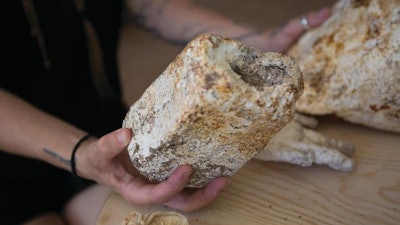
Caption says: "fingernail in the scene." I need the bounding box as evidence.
[182,168,192,180]
[116,129,129,144]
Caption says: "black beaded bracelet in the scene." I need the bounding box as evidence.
[71,133,94,180]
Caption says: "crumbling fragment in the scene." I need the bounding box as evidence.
[121,211,188,225]
[256,114,355,171]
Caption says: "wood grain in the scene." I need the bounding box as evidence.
[97,117,400,225]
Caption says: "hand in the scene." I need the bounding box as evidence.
[76,128,227,212]
[260,7,331,53]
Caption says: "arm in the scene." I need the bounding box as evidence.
[128,0,330,52]
[0,88,226,211]
[0,88,86,171]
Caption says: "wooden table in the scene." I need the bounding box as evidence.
[97,118,400,225]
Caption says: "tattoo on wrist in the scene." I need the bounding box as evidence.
[43,148,71,167]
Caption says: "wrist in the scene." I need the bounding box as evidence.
[233,30,271,52]
[71,133,96,181]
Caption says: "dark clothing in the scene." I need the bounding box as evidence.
[0,0,126,224]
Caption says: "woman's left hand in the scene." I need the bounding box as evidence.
[261,7,331,53]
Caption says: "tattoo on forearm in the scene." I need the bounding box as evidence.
[134,1,205,41]
[134,1,164,40]
[134,0,262,46]
[134,0,171,24]
[155,0,171,14]
[43,148,71,167]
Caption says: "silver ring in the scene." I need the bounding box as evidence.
[300,16,311,31]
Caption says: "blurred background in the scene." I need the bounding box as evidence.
[118,0,337,106]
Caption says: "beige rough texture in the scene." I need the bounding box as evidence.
[123,33,303,188]
[288,0,400,132]
[256,114,355,171]
[121,211,188,225]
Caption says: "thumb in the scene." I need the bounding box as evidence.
[97,128,132,160]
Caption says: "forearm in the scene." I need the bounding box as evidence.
[128,0,269,50]
[0,88,87,171]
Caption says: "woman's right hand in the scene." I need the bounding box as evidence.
[75,128,227,212]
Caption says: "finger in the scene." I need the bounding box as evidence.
[302,128,355,157]
[301,7,331,31]
[267,7,331,52]
[294,113,319,128]
[281,7,331,41]
[127,165,193,205]
[284,7,331,36]
[96,128,132,161]
[164,177,228,212]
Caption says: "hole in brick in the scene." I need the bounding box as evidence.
[228,48,287,91]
